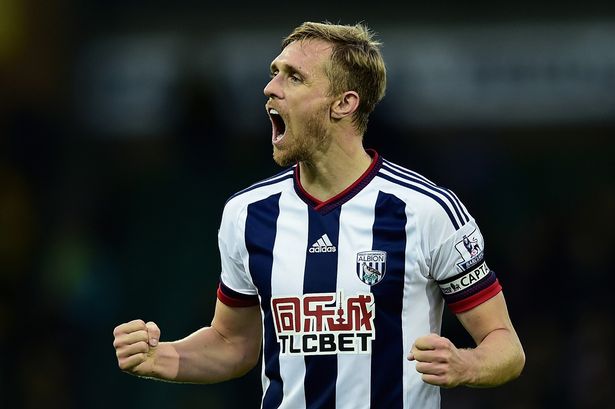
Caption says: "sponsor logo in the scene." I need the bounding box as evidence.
[356,251,387,285]
[440,262,490,294]
[271,291,375,355]
[309,234,337,253]
[454,229,484,271]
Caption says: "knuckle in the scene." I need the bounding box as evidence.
[436,350,450,363]
[137,331,149,342]
[113,335,127,348]
[136,341,149,353]
[118,359,129,370]
[128,319,146,329]
[116,346,130,359]
[113,324,125,337]
[113,319,146,337]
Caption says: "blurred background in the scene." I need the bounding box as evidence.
[1,1,614,408]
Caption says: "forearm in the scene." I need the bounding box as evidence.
[152,326,259,384]
[460,327,525,387]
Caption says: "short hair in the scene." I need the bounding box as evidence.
[282,21,387,135]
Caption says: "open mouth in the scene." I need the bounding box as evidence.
[268,108,286,144]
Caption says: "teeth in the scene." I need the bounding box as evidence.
[269,108,279,115]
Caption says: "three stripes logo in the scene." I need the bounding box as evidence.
[309,234,337,253]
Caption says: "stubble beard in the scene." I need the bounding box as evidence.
[272,108,330,167]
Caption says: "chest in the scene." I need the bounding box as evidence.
[244,192,414,301]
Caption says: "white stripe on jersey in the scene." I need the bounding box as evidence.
[270,191,308,409]
[335,188,377,409]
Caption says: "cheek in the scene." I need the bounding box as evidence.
[288,97,331,131]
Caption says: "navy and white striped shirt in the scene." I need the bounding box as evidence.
[217,151,501,409]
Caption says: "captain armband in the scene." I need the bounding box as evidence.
[437,261,502,313]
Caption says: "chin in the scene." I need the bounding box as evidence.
[272,148,292,167]
[273,145,305,167]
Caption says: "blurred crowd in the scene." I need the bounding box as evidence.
[1,1,613,408]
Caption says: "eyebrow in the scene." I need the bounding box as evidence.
[269,61,308,78]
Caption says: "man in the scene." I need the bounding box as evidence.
[113,21,525,408]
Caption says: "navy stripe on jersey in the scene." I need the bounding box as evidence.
[227,168,294,203]
[444,188,468,223]
[381,162,469,226]
[377,172,462,230]
[244,193,283,409]
[383,159,470,223]
[303,206,341,409]
[370,192,406,409]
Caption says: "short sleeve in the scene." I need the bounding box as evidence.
[217,200,259,307]
[428,216,502,314]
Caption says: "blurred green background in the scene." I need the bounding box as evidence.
[1,1,613,408]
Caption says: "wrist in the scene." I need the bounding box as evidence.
[151,342,181,380]
[458,348,479,387]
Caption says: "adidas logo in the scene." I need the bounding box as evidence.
[309,234,337,253]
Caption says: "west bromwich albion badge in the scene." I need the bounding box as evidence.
[356,250,387,285]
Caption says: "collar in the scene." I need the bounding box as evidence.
[293,149,382,214]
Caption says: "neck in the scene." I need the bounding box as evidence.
[298,139,372,202]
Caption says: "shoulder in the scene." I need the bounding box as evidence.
[223,166,295,214]
[375,158,472,232]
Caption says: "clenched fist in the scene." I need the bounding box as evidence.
[113,319,161,377]
[408,333,471,388]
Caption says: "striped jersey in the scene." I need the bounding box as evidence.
[217,150,502,409]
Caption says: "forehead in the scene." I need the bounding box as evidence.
[271,39,333,76]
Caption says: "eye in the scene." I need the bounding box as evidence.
[289,74,302,83]
[269,70,279,79]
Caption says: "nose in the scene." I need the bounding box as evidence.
[264,74,282,99]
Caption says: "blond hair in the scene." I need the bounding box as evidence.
[282,21,387,135]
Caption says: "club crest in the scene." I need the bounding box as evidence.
[356,251,387,285]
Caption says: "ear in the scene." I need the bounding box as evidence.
[331,91,360,119]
